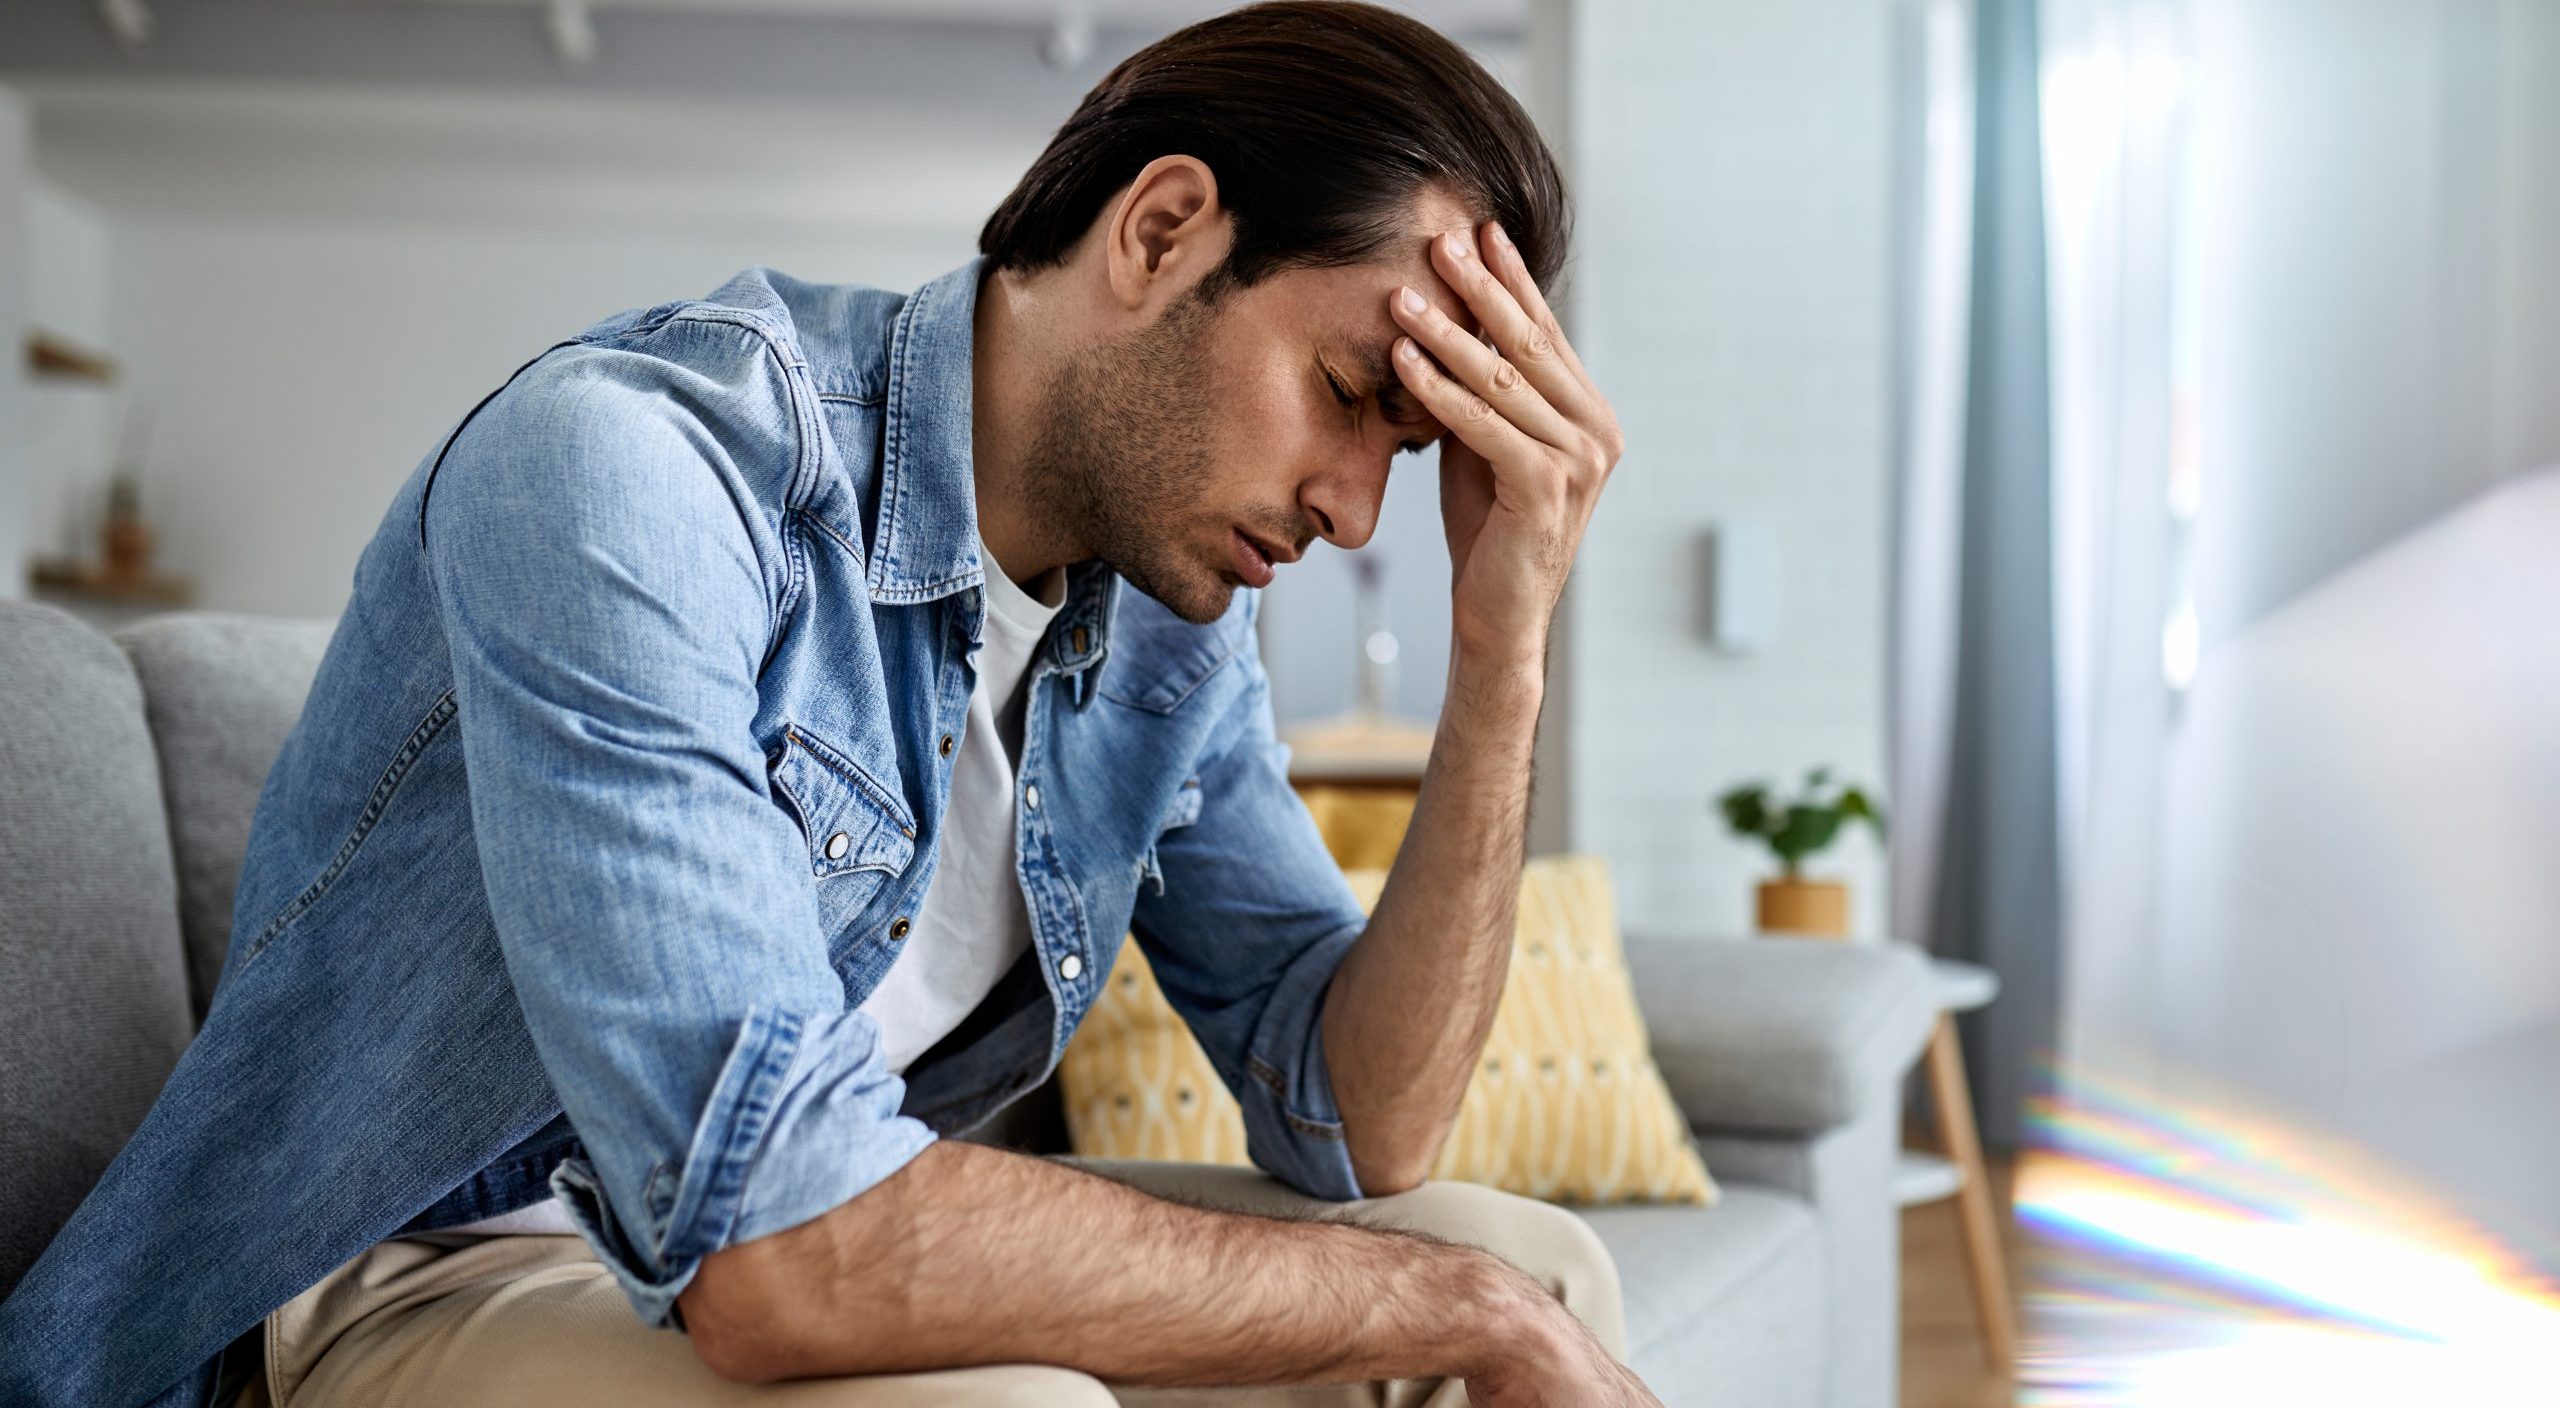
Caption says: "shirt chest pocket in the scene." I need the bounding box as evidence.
[768,724,917,936]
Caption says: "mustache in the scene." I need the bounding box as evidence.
[1239,510,1318,558]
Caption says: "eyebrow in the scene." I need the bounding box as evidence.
[1355,342,1397,399]
[1349,340,1432,426]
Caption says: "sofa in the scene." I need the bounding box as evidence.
[0,600,1938,1408]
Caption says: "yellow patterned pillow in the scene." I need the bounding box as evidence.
[1293,785,1419,870]
[1060,855,1717,1205]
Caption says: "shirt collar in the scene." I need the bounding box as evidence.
[868,256,989,606]
[871,255,1120,687]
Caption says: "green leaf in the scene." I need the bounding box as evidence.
[1769,805,1844,868]
[1836,788,1888,840]
[1716,784,1770,837]
[1722,772,1889,869]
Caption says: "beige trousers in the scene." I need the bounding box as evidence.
[238,1160,1626,1408]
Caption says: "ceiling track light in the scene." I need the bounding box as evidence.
[96,0,152,52]
[1041,4,1095,71]
[546,0,600,70]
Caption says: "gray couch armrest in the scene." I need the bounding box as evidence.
[1624,935,1937,1137]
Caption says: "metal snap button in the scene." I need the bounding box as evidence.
[1024,782,1041,811]
[1057,953,1083,981]
[1071,626,1090,654]
[890,916,912,940]
[824,832,850,860]
[939,733,955,758]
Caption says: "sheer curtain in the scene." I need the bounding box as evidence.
[1891,0,2060,1151]
[1891,0,2192,1145]
[2036,0,2195,1098]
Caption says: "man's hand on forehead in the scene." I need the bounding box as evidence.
[1386,219,1622,666]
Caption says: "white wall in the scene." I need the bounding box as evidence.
[2156,469,2560,1237]
[2491,0,2560,483]
[1555,0,1895,935]
[104,215,964,617]
[15,78,1041,618]
[23,177,116,570]
[2059,0,2560,1242]
[2147,0,2560,1070]
[2190,0,2557,642]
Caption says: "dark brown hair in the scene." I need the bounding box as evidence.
[978,1,1570,301]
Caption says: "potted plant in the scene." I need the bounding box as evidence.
[1716,768,1887,937]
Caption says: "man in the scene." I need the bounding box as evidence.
[0,4,1643,1404]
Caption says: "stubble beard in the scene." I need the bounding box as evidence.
[1021,289,1238,625]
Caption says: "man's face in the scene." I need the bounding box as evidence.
[1029,201,1480,624]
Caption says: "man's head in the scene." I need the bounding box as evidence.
[976,0,1569,623]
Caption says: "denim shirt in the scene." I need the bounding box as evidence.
[0,257,1373,1408]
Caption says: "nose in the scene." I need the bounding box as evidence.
[1301,453,1393,553]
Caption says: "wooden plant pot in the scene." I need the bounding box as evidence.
[1756,878,1850,938]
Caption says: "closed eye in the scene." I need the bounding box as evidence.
[1326,364,1436,457]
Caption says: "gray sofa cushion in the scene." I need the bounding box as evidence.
[1624,935,1936,1136]
[1584,1186,1825,1408]
[0,602,193,1296]
[112,614,333,1017]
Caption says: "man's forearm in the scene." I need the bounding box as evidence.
[1321,651,1546,1193]
[678,1139,1567,1385]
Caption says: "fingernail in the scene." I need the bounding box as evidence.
[1491,223,1515,252]
[1397,286,1425,315]
[1443,231,1469,260]
[1395,337,1420,360]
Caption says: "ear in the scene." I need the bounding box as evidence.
[1101,155,1230,315]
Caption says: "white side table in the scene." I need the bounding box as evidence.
[1894,955,2017,1370]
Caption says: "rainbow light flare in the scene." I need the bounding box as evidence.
[2010,1066,2560,1406]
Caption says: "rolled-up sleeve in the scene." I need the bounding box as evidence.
[1128,626,1367,1202]
[421,332,935,1329]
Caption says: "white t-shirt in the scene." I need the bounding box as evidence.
[437,535,1060,1237]
[855,539,1063,1074]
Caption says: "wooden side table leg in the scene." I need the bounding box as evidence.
[1925,1012,2018,1370]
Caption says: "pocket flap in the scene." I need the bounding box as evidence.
[769,724,916,879]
